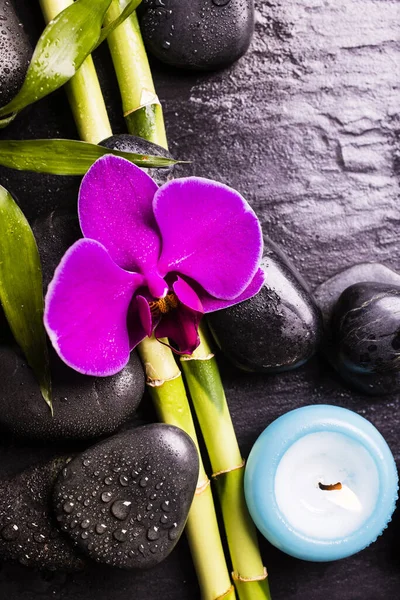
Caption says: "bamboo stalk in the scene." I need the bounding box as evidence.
[181,323,271,600]
[104,0,168,149]
[39,0,113,144]
[138,337,236,600]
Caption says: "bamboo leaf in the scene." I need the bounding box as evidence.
[0,185,52,412]
[97,0,142,47]
[0,0,142,122]
[0,139,179,175]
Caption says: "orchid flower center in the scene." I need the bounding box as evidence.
[149,292,179,316]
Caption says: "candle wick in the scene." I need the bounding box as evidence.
[318,482,342,491]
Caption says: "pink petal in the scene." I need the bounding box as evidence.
[44,239,143,376]
[199,268,265,313]
[173,276,203,313]
[127,293,161,349]
[154,177,263,300]
[79,155,160,274]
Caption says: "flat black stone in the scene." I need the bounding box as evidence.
[0,457,84,571]
[53,425,198,569]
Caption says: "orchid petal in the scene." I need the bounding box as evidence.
[173,276,204,313]
[199,268,265,313]
[155,304,202,356]
[44,239,142,376]
[127,293,161,349]
[79,155,160,273]
[137,294,153,338]
[154,177,262,300]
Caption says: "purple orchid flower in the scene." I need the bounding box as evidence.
[44,155,264,376]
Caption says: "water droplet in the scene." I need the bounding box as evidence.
[1,523,19,541]
[138,544,145,555]
[155,482,163,490]
[95,523,107,535]
[139,477,149,488]
[101,491,113,503]
[169,523,179,540]
[83,498,90,507]
[81,519,90,529]
[212,0,231,5]
[70,519,78,529]
[63,501,75,514]
[81,531,89,540]
[104,476,113,486]
[147,526,159,541]
[33,533,46,544]
[113,528,128,542]
[83,459,91,467]
[161,501,171,512]
[160,514,168,524]
[162,40,171,49]
[119,475,129,487]
[111,500,132,521]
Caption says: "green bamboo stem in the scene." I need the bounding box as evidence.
[39,0,113,144]
[180,323,271,600]
[138,337,236,600]
[104,0,168,149]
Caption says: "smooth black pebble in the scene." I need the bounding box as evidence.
[208,238,322,372]
[0,344,145,441]
[100,134,175,186]
[0,457,84,571]
[53,424,199,569]
[315,262,400,395]
[138,0,254,71]
[0,0,31,107]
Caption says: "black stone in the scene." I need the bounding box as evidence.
[138,0,254,71]
[208,238,322,372]
[0,0,31,107]
[99,134,175,186]
[315,263,400,396]
[0,344,145,442]
[0,457,84,571]
[32,209,82,291]
[53,424,199,569]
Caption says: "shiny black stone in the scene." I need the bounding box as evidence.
[208,238,322,372]
[138,0,254,71]
[0,0,31,107]
[0,457,84,571]
[0,345,145,442]
[315,263,400,395]
[53,425,199,569]
[100,134,175,186]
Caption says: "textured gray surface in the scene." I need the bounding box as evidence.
[0,0,399,598]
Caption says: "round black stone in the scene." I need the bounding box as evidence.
[314,262,400,395]
[53,424,199,569]
[0,345,145,442]
[99,134,175,186]
[0,457,84,571]
[138,0,254,71]
[208,237,323,372]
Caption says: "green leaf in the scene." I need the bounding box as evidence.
[97,0,142,47]
[0,139,178,175]
[0,0,142,121]
[0,185,52,412]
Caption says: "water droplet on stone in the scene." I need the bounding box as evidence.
[147,526,159,541]
[101,491,113,503]
[160,514,168,524]
[113,528,128,542]
[95,523,107,535]
[83,459,91,467]
[168,523,179,540]
[161,500,171,512]
[104,476,113,486]
[81,531,89,540]
[119,475,129,487]
[33,532,46,544]
[111,500,132,521]
[63,501,74,514]
[1,523,19,541]
[139,476,149,488]
[81,519,90,529]
[212,0,231,5]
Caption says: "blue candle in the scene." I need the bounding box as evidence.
[244,405,398,562]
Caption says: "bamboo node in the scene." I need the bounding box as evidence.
[145,368,181,388]
[232,567,268,582]
[212,459,245,479]
[124,89,160,116]
[180,352,215,361]
[215,584,235,599]
[195,478,211,495]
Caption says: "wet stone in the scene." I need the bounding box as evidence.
[53,424,199,569]
[208,237,323,373]
[138,0,254,71]
[0,458,84,571]
[315,263,400,395]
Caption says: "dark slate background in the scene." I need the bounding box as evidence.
[0,0,399,598]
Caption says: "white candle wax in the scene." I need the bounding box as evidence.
[275,431,379,539]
